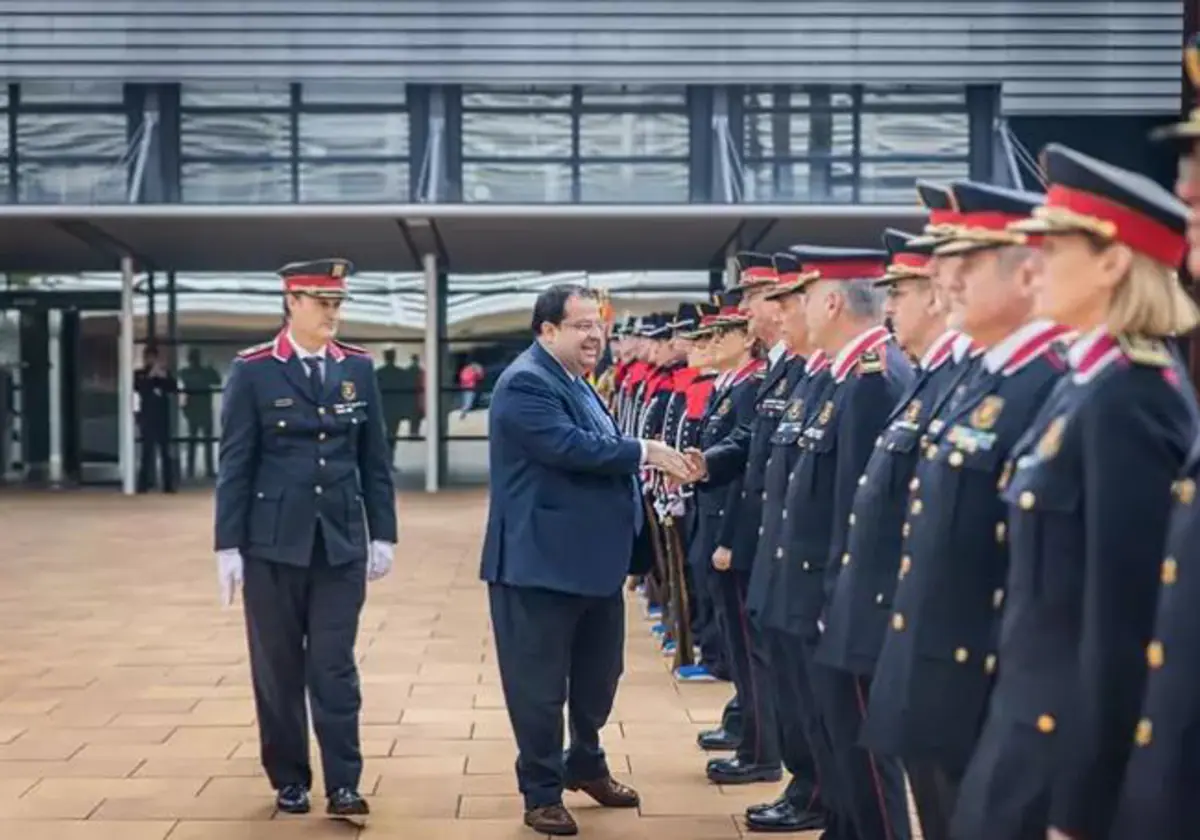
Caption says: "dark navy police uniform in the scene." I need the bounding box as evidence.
[214,258,397,820]
[951,146,1198,840]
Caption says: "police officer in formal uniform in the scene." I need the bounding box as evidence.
[739,253,831,834]
[769,246,914,840]
[689,253,801,786]
[949,149,1200,840]
[858,182,1069,840]
[214,258,398,824]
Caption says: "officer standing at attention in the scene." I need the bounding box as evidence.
[952,148,1199,840]
[860,183,1070,840]
[1115,41,1200,838]
[214,258,398,825]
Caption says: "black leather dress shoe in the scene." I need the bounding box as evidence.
[706,756,782,785]
[276,784,310,814]
[697,728,740,751]
[745,793,787,816]
[744,801,826,833]
[326,788,369,825]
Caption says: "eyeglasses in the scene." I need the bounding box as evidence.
[560,320,605,334]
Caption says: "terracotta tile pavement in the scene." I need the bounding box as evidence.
[0,488,918,839]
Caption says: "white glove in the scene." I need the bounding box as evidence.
[368,540,394,581]
[216,549,243,607]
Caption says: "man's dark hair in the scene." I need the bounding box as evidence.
[531,284,596,335]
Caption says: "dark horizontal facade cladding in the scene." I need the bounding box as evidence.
[0,0,1182,113]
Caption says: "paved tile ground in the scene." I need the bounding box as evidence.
[0,488,847,839]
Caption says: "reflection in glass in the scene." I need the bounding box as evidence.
[16,113,128,158]
[462,112,572,159]
[744,111,812,159]
[17,162,127,203]
[180,82,291,108]
[578,162,689,203]
[18,81,124,104]
[859,113,968,158]
[462,162,572,202]
[298,112,410,158]
[181,112,292,158]
[744,161,812,203]
[578,112,688,158]
[181,162,292,203]
[299,162,410,202]
[462,87,573,109]
[858,160,970,204]
[301,81,407,105]
[580,85,687,106]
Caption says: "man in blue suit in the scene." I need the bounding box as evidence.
[481,284,691,836]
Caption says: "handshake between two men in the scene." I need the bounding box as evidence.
[642,440,709,485]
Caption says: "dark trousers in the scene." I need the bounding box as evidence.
[488,583,625,810]
[242,527,366,794]
[765,628,824,813]
[692,564,728,676]
[813,661,912,840]
[138,430,174,492]
[711,568,780,767]
[907,760,962,840]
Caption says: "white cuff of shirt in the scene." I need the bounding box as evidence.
[638,439,647,465]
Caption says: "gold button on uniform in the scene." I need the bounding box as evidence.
[776,547,783,559]
[902,522,911,539]
[841,553,851,567]
[848,513,856,526]
[1147,640,1164,669]
[802,561,810,571]
[318,432,326,441]
[858,474,868,487]
[993,588,1005,609]
[995,522,1006,543]
[318,458,326,467]
[948,450,964,467]
[875,593,884,604]
[1019,491,1035,510]
[315,486,323,494]
[899,555,912,577]
[1162,557,1178,585]
[277,420,286,428]
[1174,478,1196,504]
[911,499,923,515]
[909,477,920,492]
[954,647,969,664]
[782,509,788,520]
[1134,718,1153,747]
[892,613,905,631]
[318,407,326,415]
[984,654,997,674]
[1036,714,1056,734]
[758,526,764,536]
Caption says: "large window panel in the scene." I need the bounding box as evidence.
[859,113,968,158]
[17,161,126,203]
[181,161,292,203]
[16,112,127,159]
[462,112,573,159]
[579,162,689,203]
[19,81,124,105]
[462,162,572,203]
[298,113,409,158]
[180,82,290,108]
[181,112,292,159]
[578,112,688,158]
[858,159,970,204]
[299,162,410,202]
[744,161,811,204]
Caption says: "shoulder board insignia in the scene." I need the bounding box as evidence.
[856,351,884,375]
[752,370,767,380]
[333,339,370,356]
[1118,335,1171,368]
[237,340,273,359]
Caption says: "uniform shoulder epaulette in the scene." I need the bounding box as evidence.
[856,350,885,375]
[1118,334,1172,368]
[333,338,371,357]
[236,340,273,360]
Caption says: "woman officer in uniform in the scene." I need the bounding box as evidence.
[949,144,1200,840]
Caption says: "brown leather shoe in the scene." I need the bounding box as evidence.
[566,775,640,808]
[524,803,578,836]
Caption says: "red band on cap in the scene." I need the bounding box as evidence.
[957,211,1028,232]
[776,272,804,284]
[892,253,930,269]
[803,260,887,280]
[741,267,777,281]
[284,275,345,291]
[1045,185,1187,267]
[929,209,963,226]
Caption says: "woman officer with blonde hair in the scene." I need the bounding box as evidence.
[949,143,1199,840]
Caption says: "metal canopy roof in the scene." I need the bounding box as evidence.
[0,204,925,274]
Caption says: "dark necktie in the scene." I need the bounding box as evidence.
[303,357,323,400]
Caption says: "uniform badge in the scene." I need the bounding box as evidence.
[784,400,803,421]
[903,400,922,425]
[716,398,731,416]
[928,418,944,436]
[774,380,788,396]
[341,380,357,401]
[273,398,294,408]
[970,396,1004,431]
[818,401,834,425]
[1036,416,1066,460]
[998,460,1014,491]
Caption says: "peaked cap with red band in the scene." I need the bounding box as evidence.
[876,228,934,286]
[279,257,353,298]
[909,180,962,246]
[933,181,1044,257]
[1009,143,1189,268]
[678,302,721,339]
[790,245,888,282]
[732,251,779,290]
[764,250,821,300]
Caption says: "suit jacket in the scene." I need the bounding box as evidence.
[213,329,398,567]
[480,341,644,597]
